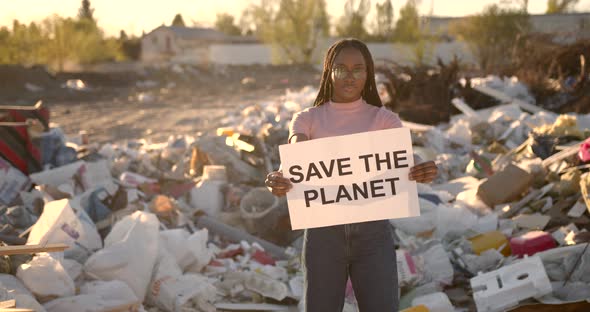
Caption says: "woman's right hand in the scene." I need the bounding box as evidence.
[265,171,292,197]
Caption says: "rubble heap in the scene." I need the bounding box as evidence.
[1,81,590,311]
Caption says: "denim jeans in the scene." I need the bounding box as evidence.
[302,220,399,312]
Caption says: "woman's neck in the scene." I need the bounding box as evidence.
[331,96,362,104]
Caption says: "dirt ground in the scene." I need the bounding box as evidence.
[0,64,320,143]
[50,88,288,144]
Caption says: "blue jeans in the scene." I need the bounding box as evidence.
[302,220,399,311]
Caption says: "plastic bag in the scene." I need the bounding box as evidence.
[16,254,75,299]
[418,244,454,286]
[184,229,214,273]
[84,211,159,301]
[159,229,192,269]
[43,280,139,312]
[150,274,217,312]
[0,274,46,312]
[26,199,102,263]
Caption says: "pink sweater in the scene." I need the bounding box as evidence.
[288,98,403,142]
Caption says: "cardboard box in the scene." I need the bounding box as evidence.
[477,164,533,207]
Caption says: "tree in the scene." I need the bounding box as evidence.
[78,0,95,22]
[119,30,128,40]
[120,36,141,60]
[449,4,531,71]
[374,0,394,41]
[215,13,242,36]
[335,0,370,40]
[172,14,185,27]
[546,0,579,13]
[243,0,330,64]
[0,27,10,63]
[500,0,529,12]
[394,0,421,42]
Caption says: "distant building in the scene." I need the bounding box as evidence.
[141,26,258,64]
[423,12,590,42]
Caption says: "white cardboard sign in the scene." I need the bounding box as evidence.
[279,128,420,230]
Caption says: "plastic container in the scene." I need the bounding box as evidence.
[240,187,282,234]
[469,230,511,257]
[509,231,556,258]
[190,165,227,217]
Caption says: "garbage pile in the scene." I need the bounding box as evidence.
[1,81,590,311]
[376,58,460,125]
[512,36,590,114]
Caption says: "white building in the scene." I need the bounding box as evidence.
[141,13,588,66]
[424,12,590,41]
[141,26,257,64]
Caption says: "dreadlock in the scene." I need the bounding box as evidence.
[313,38,382,108]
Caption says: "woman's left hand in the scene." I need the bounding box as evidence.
[409,161,438,183]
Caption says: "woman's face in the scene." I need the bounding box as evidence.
[330,47,367,103]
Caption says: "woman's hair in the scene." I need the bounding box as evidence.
[313,38,382,107]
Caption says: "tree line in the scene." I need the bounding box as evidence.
[0,0,139,70]
[0,0,582,69]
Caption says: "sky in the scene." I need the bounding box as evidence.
[1,0,590,37]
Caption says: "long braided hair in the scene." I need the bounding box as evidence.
[313,38,382,108]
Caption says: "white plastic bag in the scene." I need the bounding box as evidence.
[84,211,159,301]
[419,244,454,286]
[0,274,46,312]
[16,254,75,299]
[150,274,217,312]
[27,199,102,263]
[44,280,139,312]
[159,229,192,269]
[146,244,183,308]
[434,203,479,239]
[390,198,437,235]
[445,119,472,147]
[184,229,214,273]
[61,258,83,281]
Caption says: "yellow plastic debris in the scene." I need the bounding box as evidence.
[533,114,583,138]
[469,230,511,257]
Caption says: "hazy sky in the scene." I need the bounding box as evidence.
[2,0,590,36]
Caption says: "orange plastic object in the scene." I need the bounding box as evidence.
[401,305,430,312]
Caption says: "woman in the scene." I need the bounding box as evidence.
[265,39,438,311]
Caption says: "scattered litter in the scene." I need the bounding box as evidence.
[1,81,589,311]
[471,256,552,312]
[62,79,88,91]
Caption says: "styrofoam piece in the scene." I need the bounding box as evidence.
[472,85,547,114]
[470,255,552,312]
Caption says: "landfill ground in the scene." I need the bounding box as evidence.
[50,88,288,144]
[0,64,320,143]
[1,62,590,312]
